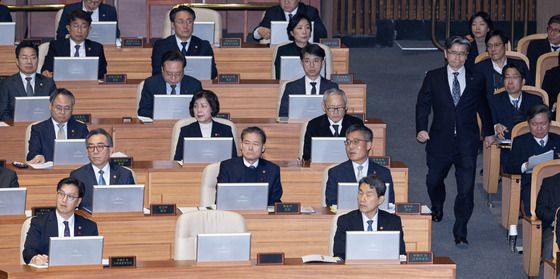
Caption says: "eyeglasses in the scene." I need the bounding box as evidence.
[70,24,89,30]
[163,70,183,78]
[57,191,79,201]
[447,50,468,57]
[174,19,194,26]
[547,27,560,34]
[86,144,110,152]
[54,105,72,113]
[326,106,346,113]
[486,42,504,49]
[344,139,368,146]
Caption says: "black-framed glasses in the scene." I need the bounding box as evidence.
[326,106,347,113]
[86,145,110,152]
[57,191,79,201]
[344,139,368,146]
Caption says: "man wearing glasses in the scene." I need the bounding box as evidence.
[27,89,89,164]
[70,128,135,212]
[325,124,393,207]
[56,0,120,40]
[302,88,363,161]
[22,177,98,265]
[527,15,560,81]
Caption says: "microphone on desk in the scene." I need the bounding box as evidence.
[508,224,518,253]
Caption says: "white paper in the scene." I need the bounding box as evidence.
[28,161,54,169]
[302,255,340,263]
[301,206,315,214]
[527,150,554,171]
[0,121,9,127]
[421,205,432,214]
[137,116,153,123]
[28,263,48,269]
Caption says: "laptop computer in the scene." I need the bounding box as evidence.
[153,95,193,120]
[0,22,16,45]
[53,57,99,81]
[216,183,268,211]
[280,56,326,80]
[91,185,144,213]
[288,95,323,121]
[310,137,346,163]
[0,188,26,216]
[337,182,391,211]
[88,21,117,44]
[270,21,314,45]
[184,56,212,80]
[196,233,251,262]
[345,231,400,263]
[48,236,104,266]
[183,137,233,163]
[193,22,215,46]
[53,139,89,165]
[13,96,50,122]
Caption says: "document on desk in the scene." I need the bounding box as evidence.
[302,255,340,263]
[29,161,54,169]
[527,150,554,172]
[28,263,48,269]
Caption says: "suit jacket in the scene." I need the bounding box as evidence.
[253,2,327,42]
[536,173,560,228]
[0,73,56,120]
[217,157,283,205]
[42,38,107,79]
[274,42,302,80]
[173,120,238,161]
[0,4,12,22]
[488,91,543,140]
[325,159,394,206]
[279,76,339,117]
[474,57,533,97]
[506,132,560,175]
[22,211,98,264]
[303,114,363,161]
[465,40,480,71]
[333,209,406,260]
[137,74,202,118]
[542,66,560,109]
[0,168,19,188]
[26,117,89,161]
[56,2,120,40]
[70,162,136,211]
[151,35,217,79]
[527,38,553,81]
[415,67,494,156]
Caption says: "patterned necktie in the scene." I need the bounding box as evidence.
[56,123,66,139]
[98,169,107,185]
[512,99,519,110]
[357,165,364,181]
[170,84,177,95]
[310,82,317,95]
[288,13,293,21]
[181,42,188,56]
[552,46,559,52]
[451,72,460,106]
[63,221,70,237]
[332,124,339,136]
[25,77,34,96]
[366,220,373,231]
[74,45,80,57]
[540,139,546,147]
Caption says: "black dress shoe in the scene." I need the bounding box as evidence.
[431,210,443,222]
[455,238,469,249]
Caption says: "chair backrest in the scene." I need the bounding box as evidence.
[199,162,220,207]
[535,52,559,88]
[135,80,145,116]
[122,166,137,184]
[328,213,342,256]
[493,86,548,106]
[20,217,32,264]
[529,160,560,217]
[474,51,530,69]
[25,121,42,157]
[54,9,63,37]
[162,7,222,46]
[276,79,294,119]
[173,210,247,260]
[321,164,337,207]
[511,121,560,140]
[37,42,50,74]
[516,33,547,55]
[298,120,309,159]
[554,207,560,261]
[271,42,333,79]
[271,42,292,79]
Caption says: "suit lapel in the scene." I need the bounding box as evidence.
[187,37,199,55]
[210,121,221,137]
[349,210,364,230]
[12,75,27,96]
[320,115,332,136]
[74,215,84,236]
[84,40,92,57]
[34,75,46,95]
[441,69,456,106]
[366,159,378,176]
[46,211,59,237]
[256,160,268,182]
[342,160,357,182]
[377,210,385,231]
[45,119,56,146]
[109,163,120,184]
[87,164,99,186]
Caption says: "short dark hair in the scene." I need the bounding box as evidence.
[358,175,386,197]
[527,104,551,123]
[161,50,186,69]
[56,177,85,198]
[189,90,220,117]
[468,11,493,37]
[68,9,92,26]
[300,43,325,60]
[445,36,471,53]
[86,128,114,147]
[287,13,312,41]
[502,63,526,80]
[345,124,372,142]
[241,126,266,144]
[548,15,560,26]
[15,41,38,58]
[50,88,76,106]
[169,5,196,22]
[485,29,509,45]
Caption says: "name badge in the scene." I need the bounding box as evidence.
[407,252,433,264]
[215,112,231,120]
[109,256,136,267]
[150,204,177,216]
[73,114,91,124]
[369,156,391,167]
[218,74,240,84]
[320,38,341,48]
[121,38,144,48]
[110,157,133,168]
[274,202,301,214]
[32,206,56,217]
[221,38,242,48]
[104,74,127,84]
[330,74,354,84]
[395,203,421,215]
[257,253,285,265]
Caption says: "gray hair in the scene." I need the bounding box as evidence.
[444,36,471,53]
[322,88,348,105]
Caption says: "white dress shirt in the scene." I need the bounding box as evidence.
[491,58,507,74]
[56,210,75,237]
[252,7,299,40]
[199,121,213,138]
[91,163,110,185]
[305,76,321,95]
[243,157,259,168]
[175,35,191,53]
[327,118,342,135]
[166,82,181,95]
[69,39,86,57]
[51,118,68,139]
[446,65,466,96]
[19,72,36,92]
[352,159,369,181]
[361,211,378,231]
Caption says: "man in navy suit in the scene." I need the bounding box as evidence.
[70,128,135,212]
[0,167,19,188]
[536,173,560,259]
[0,4,12,22]
[333,175,405,260]
[217,126,283,205]
[302,88,363,161]
[506,105,560,216]
[253,0,327,43]
[527,15,560,82]
[27,89,89,163]
[325,124,393,206]
[42,9,107,80]
[138,50,202,118]
[22,177,98,265]
[56,0,120,40]
[151,5,217,79]
[279,44,338,118]
[416,36,495,247]
[0,41,57,121]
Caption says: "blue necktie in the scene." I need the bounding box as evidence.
[63,221,70,237]
[74,45,80,57]
[366,220,373,231]
[98,170,106,185]
[181,42,188,56]
[540,139,545,147]
[451,72,460,106]
[512,99,519,110]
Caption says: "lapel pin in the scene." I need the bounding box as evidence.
[195,45,198,49]
[39,82,43,87]
[379,226,383,230]
[113,175,117,180]
[71,129,75,134]
[262,170,266,174]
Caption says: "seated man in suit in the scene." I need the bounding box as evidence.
[333,175,405,260]
[138,50,202,118]
[27,89,89,164]
[0,41,57,121]
[151,5,217,79]
[56,0,120,40]
[536,172,560,260]
[42,9,108,80]
[217,126,283,205]
[22,177,98,265]
[541,53,560,115]
[278,44,338,117]
[70,128,135,211]
[0,4,12,22]
[506,104,560,216]
[325,124,393,207]
[527,14,560,82]
[0,167,19,188]
[253,0,327,43]
[302,88,363,161]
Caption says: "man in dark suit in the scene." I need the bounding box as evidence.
[0,4,12,22]
[526,15,560,82]
[0,41,56,121]
[416,36,495,247]
[70,128,135,212]
[138,50,202,118]
[27,89,89,163]
[56,0,120,40]
[253,0,327,43]
[0,167,19,188]
[279,44,338,117]
[42,9,108,80]
[506,104,560,216]
[22,177,98,265]
[217,126,283,205]
[325,124,393,206]
[302,88,363,161]
[536,173,560,260]
[333,175,405,260]
[151,5,217,79]
[541,54,560,114]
